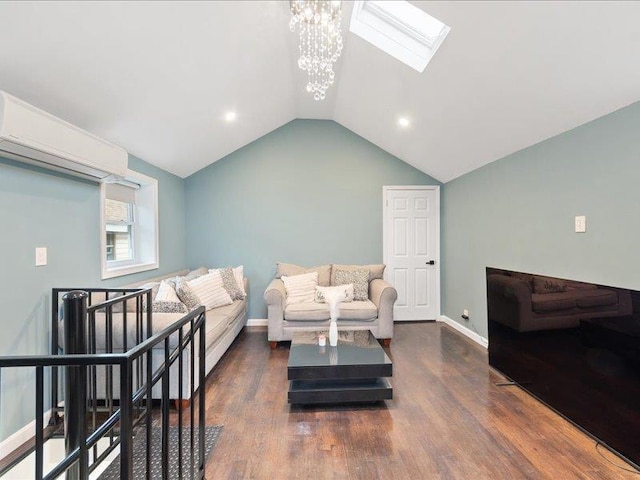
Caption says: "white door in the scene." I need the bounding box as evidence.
[383,186,440,321]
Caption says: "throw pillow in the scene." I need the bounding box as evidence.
[233,265,246,296]
[155,280,181,303]
[333,269,369,301]
[209,267,245,300]
[187,272,233,310]
[315,284,354,303]
[152,281,187,313]
[276,263,331,286]
[184,266,209,281]
[152,301,187,314]
[330,264,385,284]
[175,281,201,311]
[282,271,318,305]
[533,276,568,294]
[126,282,161,313]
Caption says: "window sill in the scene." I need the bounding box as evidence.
[101,261,159,280]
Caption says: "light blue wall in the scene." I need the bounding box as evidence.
[0,155,186,441]
[442,101,640,338]
[185,119,439,318]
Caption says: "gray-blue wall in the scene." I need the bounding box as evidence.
[184,119,439,318]
[442,101,640,338]
[0,155,186,441]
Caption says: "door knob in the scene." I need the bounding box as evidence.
[426,260,436,265]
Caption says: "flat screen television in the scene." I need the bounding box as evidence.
[487,267,640,468]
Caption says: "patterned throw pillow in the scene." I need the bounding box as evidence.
[152,301,187,314]
[533,276,568,294]
[175,281,202,311]
[209,267,245,300]
[315,284,354,303]
[333,269,369,301]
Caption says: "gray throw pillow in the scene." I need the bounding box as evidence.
[333,269,369,301]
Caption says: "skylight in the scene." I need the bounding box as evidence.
[350,0,451,72]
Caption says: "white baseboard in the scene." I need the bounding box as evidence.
[246,318,267,327]
[0,409,53,460]
[438,315,488,349]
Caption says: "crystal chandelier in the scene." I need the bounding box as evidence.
[289,0,343,101]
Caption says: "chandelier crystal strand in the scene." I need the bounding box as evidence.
[289,0,343,101]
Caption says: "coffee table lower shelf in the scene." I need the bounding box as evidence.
[288,378,392,405]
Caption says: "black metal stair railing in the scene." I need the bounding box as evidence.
[0,287,207,480]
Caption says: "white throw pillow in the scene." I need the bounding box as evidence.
[315,284,354,304]
[155,280,181,303]
[187,272,233,310]
[282,271,318,306]
[233,265,246,296]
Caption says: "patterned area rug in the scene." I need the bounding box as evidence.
[98,425,222,479]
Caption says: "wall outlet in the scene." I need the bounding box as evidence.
[575,215,586,233]
[462,309,469,320]
[35,247,47,266]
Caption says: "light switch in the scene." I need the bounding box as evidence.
[575,215,586,233]
[35,247,47,266]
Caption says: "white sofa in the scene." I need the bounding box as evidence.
[59,267,248,400]
[264,263,397,348]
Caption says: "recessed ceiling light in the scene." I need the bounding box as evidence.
[398,117,410,128]
[224,111,237,122]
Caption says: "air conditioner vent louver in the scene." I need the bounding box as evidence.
[0,90,128,182]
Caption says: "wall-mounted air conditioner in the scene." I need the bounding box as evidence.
[0,90,128,182]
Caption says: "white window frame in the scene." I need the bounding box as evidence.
[100,169,159,279]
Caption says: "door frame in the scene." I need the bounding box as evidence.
[382,185,441,321]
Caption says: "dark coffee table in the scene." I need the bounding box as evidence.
[287,330,393,405]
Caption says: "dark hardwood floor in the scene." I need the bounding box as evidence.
[201,323,639,479]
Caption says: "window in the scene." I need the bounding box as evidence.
[350,0,451,73]
[100,169,158,279]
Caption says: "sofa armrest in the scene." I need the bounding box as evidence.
[264,279,286,341]
[487,274,533,331]
[264,279,285,307]
[370,279,397,339]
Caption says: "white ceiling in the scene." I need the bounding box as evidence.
[1,1,639,182]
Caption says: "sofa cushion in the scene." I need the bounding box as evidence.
[531,293,576,313]
[284,302,329,321]
[282,271,318,305]
[67,312,184,351]
[331,264,385,284]
[573,288,618,308]
[533,276,568,294]
[333,269,369,301]
[204,300,246,345]
[277,263,331,286]
[338,300,378,321]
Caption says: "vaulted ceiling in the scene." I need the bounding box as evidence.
[1,1,639,182]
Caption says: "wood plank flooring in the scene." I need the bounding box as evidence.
[201,322,639,479]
